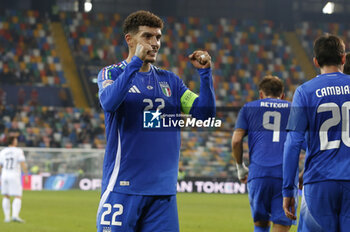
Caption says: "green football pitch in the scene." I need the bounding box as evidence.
[0,191,300,232]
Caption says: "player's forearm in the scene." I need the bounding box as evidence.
[189,68,216,120]
[21,162,28,175]
[282,130,304,197]
[99,56,143,112]
[232,141,244,164]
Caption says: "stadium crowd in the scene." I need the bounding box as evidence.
[0,10,315,178]
[0,105,105,149]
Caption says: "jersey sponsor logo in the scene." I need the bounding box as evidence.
[128,85,141,93]
[159,82,172,97]
[102,80,114,88]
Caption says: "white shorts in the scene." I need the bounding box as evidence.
[1,175,23,196]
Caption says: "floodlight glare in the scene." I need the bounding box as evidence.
[322,2,335,14]
[84,1,92,12]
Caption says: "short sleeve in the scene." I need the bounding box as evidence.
[18,149,25,162]
[286,87,308,132]
[235,105,248,130]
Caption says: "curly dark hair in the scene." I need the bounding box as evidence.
[344,53,350,75]
[123,10,163,35]
[258,75,284,97]
[314,34,345,67]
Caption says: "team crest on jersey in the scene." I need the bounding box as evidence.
[159,82,172,97]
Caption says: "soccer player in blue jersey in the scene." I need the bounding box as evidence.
[283,34,350,232]
[96,11,215,232]
[232,75,295,232]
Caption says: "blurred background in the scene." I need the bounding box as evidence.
[0,0,347,192]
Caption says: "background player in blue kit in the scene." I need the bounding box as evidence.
[283,34,350,232]
[96,10,215,232]
[232,75,295,232]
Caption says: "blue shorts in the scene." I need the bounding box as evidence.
[298,181,350,232]
[96,192,179,232]
[248,177,296,226]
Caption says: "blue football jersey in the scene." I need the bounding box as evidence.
[286,72,350,185]
[235,98,291,180]
[97,56,215,200]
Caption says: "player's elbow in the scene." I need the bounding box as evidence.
[231,137,243,150]
[99,93,118,112]
[231,130,245,149]
[100,101,116,112]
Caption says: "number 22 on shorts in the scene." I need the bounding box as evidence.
[100,203,123,226]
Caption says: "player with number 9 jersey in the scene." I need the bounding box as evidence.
[283,34,350,232]
[233,75,296,232]
[235,94,291,181]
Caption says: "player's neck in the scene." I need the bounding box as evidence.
[264,96,280,99]
[139,63,151,72]
[320,65,343,74]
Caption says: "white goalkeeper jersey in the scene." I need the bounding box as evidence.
[0,147,25,178]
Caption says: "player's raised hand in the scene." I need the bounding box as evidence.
[189,50,211,69]
[283,197,297,220]
[135,42,153,61]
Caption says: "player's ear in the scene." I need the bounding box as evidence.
[259,91,264,99]
[313,57,320,68]
[280,93,285,100]
[125,33,134,48]
[341,53,346,65]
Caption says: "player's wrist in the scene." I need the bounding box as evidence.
[236,163,248,179]
[197,68,212,79]
[197,67,211,72]
[132,55,144,64]
[282,188,295,198]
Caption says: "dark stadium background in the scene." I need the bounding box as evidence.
[0,0,347,231]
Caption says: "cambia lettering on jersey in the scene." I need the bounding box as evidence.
[315,85,350,98]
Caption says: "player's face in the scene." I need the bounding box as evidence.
[134,26,162,63]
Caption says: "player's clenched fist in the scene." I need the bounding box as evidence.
[135,42,153,61]
[189,50,211,69]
